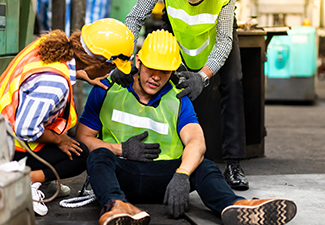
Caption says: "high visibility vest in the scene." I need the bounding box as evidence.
[0,37,77,152]
[165,0,230,70]
[99,80,184,160]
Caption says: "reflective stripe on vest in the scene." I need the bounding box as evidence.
[165,0,230,70]
[0,37,77,152]
[99,81,184,160]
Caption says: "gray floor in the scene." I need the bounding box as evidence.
[36,77,325,225]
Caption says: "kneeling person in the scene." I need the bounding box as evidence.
[76,30,297,225]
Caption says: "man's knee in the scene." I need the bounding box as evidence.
[87,148,116,168]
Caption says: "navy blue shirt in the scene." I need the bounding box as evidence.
[79,78,199,135]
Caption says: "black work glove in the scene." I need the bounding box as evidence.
[122,131,161,162]
[175,71,204,101]
[110,64,138,87]
[163,173,190,218]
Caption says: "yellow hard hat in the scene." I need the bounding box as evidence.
[302,18,311,26]
[138,29,181,71]
[81,18,134,74]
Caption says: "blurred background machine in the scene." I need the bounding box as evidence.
[0,0,36,74]
[0,1,36,224]
[0,114,35,225]
[265,26,317,101]
[236,0,320,102]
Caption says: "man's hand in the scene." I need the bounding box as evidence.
[57,134,83,160]
[163,172,190,218]
[175,71,204,101]
[122,131,161,162]
[111,65,138,87]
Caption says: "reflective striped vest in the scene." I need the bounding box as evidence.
[100,80,184,160]
[0,37,77,152]
[165,0,230,70]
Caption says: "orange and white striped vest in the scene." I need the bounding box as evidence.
[0,37,77,152]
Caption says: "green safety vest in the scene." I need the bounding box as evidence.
[165,0,230,70]
[99,81,184,160]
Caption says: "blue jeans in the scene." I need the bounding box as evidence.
[87,148,245,215]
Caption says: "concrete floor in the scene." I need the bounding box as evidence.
[35,77,325,225]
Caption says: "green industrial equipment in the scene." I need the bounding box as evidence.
[0,0,35,74]
[109,0,137,22]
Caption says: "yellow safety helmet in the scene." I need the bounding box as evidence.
[302,18,311,26]
[81,18,134,74]
[138,29,181,71]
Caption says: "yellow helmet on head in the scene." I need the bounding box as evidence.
[81,18,134,74]
[138,29,181,71]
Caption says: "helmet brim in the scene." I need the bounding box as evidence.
[115,60,132,74]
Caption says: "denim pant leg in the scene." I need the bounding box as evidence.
[87,148,128,207]
[87,148,183,207]
[190,159,245,215]
[117,158,182,204]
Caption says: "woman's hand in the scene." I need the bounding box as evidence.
[57,134,83,160]
[76,70,109,90]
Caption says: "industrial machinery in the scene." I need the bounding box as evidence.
[265,26,317,101]
[0,0,36,74]
[0,114,36,225]
[236,0,319,102]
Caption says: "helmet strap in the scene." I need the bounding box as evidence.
[138,62,144,90]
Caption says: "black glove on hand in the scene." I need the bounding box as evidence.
[110,64,138,87]
[176,71,204,101]
[122,131,161,162]
[163,172,190,218]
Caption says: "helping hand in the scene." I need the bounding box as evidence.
[111,64,138,87]
[76,70,109,90]
[122,131,161,162]
[57,134,83,160]
[175,71,204,101]
[163,172,190,218]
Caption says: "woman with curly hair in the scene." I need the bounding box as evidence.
[0,18,134,216]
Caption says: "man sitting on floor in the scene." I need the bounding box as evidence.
[75,29,297,225]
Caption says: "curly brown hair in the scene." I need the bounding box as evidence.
[36,29,115,72]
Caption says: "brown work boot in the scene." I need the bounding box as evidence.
[99,200,150,225]
[221,198,297,225]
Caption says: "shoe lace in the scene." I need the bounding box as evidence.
[37,190,45,202]
[230,164,245,176]
[32,186,45,203]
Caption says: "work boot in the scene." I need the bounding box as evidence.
[221,198,297,225]
[99,200,150,225]
[224,163,249,190]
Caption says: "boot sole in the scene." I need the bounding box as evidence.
[102,211,150,225]
[221,199,297,225]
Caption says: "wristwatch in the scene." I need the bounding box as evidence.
[198,71,209,87]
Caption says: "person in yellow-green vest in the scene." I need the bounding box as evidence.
[111,0,249,191]
[75,29,296,225]
[0,18,135,216]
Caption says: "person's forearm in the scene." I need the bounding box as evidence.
[82,135,122,154]
[205,0,235,74]
[35,129,61,144]
[125,0,158,50]
[178,140,205,175]
[75,123,123,154]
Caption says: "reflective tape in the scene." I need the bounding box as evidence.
[111,109,169,135]
[167,6,218,25]
[178,37,210,56]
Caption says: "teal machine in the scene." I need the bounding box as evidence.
[0,0,35,74]
[0,1,36,224]
[265,26,317,101]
